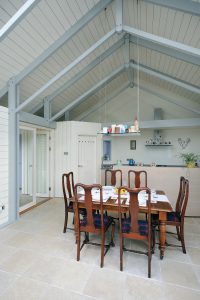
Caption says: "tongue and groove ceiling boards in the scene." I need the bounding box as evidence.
[0,0,200,125]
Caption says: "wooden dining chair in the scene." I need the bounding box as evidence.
[118,186,152,278]
[74,183,115,267]
[128,170,147,188]
[165,177,189,253]
[152,177,189,254]
[105,169,122,187]
[62,172,75,233]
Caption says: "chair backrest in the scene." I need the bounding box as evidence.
[175,176,185,213]
[105,169,122,187]
[118,186,151,238]
[74,183,104,232]
[128,170,147,188]
[178,178,189,219]
[62,172,74,205]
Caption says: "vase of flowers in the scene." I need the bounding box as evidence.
[180,153,199,168]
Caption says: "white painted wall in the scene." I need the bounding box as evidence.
[53,121,101,197]
[0,106,8,225]
[104,128,200,166]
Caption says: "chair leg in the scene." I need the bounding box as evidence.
[111,222,115,247]
[101,232,105,268]
[152,228,156,254]
[148,238,152,278]
[63,210,68,233]
[120,236,123,271]
[77,230,81,261]
[180,224,186,254]
[176,226,181,241]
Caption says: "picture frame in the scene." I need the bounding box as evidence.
[130,140,136,150]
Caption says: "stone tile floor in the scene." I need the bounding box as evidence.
[0,198,200,300]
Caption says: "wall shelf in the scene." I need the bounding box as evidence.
[145,144,173,146]
[98,132,141,137]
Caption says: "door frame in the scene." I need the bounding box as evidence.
[19,125,36,212]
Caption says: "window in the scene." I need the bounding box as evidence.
[103,140,111,160]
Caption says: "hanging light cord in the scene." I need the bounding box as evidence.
[137,0,140,127]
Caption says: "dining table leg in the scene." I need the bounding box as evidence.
[159,211,167,259]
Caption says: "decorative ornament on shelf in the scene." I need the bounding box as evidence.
[178,137,191,149]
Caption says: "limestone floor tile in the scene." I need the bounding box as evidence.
[193,265,200,284]
[0,249,42,275]
[0,270,19,296]
[185,224,200,235]
[123,274,166,300]
[160,259,200,290]
[188,247,200,265]
[0,228,20,243]
[164,283,200,300]
[75,244,101,266]
[184,233,200,248]
[40,285,96,300]
[9,219,51,234]
[161,247,191,263]
[3,231,34,248]
[83,267,126,300]
[0,276,48,300]
[0,244,18,264]
[125,252,161,280]
[51,260,94,293]
[24,256,66,284]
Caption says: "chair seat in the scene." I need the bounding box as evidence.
[167,211,181,222]
[80,213,113,229]
[122,217,148,235]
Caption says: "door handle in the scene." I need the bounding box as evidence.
[78,165,83,167]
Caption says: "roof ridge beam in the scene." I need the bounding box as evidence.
[0,0,41,42]
[124,25,200,60]
[49,65,125,122]
[143,0,200,16]
[130,62,200,94]
[15,29,115,113]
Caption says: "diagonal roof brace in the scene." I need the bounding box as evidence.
[130,62,200,94]
[143,0,200,16]
[30,38,125,114]
[124,25,200,60]
[0,0,41,42]
[15,29,115,113]
[137,84,200,115]
[130,36,200,66]
[49,65,126,122]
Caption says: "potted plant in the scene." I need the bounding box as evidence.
[180,152,199,168]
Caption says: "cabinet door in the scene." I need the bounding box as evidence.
[78,135,97,184]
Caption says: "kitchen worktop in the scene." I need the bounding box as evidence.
[101,166,200,216]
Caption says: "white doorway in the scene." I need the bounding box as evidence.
[19,126,50,212]
[78,135,97,184]
[19,126,36,211]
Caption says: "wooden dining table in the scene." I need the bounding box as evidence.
[72,189,173,259]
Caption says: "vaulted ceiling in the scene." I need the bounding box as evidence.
[0,0,200,124]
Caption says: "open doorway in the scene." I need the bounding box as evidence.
[19,126,50,212]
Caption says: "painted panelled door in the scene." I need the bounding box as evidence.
[78,135,97,184]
